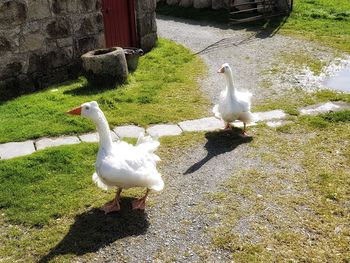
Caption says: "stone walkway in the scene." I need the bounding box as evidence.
[0,101,348,160]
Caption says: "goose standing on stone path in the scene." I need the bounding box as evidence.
[67,101,164,213]
[213,63,253,137]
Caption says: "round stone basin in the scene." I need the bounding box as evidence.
[81,47,128,88]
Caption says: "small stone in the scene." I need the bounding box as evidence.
[35,136,80,150]
[232,120,257,128]
[146,124,182,137]
[178,117,223,132]
[21,33,45,51]
[0,140,36,159]
[57,37,73,47]
[299,101,350,115]
[113,125,145,138]
[179,0,193,7]
[27,0,50,21]
[253,110,287,122]
[79,131,118,143]
[266,120,293,128]
[193,0,211,8]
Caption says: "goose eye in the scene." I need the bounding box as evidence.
[85,106,90,110]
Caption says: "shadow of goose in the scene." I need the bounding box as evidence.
[38,197,148,263]
[184,129,253,175]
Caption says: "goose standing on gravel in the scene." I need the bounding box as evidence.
[213,63,253,136]
[67,101,164,213]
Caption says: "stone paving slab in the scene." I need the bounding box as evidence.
[0,141,36,160]
[231,120,257,128]
[35,136,80,151]
[253,110,287,122]
[179,117,224,132]
[299,101,350,115]
[113,125,145,138]
[266,120,293,128]
[146,124,182,137]
[79,131,119,143]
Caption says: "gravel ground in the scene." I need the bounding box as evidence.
[46,16,341,262]
[85,133,257,262]
[157,15,337,106]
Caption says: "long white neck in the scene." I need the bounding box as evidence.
[94,110,113,153]
[224,69,235,97]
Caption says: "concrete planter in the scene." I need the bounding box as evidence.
[81,47,128,88]
[124,48,144,71]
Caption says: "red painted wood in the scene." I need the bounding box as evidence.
[101,0,137,48]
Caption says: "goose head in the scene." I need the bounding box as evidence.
[67,101,102,122]
[217,63,232,74]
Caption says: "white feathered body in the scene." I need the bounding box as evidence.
[213,87,253,124]
[93,134,164,192]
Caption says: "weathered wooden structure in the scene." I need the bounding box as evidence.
[229,0,292,23]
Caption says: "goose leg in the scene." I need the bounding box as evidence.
[224,122,232,130]
[132,189,150,210]
[102,188,122,214]
[240,123,250,137]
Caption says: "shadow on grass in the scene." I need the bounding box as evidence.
[38,197,148,263]
[63,82,120,96]
[184,129,253,175]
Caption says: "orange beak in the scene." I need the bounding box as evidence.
[217,66,225,73]
[67,106,82,115]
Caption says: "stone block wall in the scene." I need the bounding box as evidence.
[0,0,157,100]
[0,0,104,99]
[136,0,158,53]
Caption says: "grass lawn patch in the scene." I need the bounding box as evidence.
[279,0,350,53]
[209,113,350,261]
[0,39,209,143]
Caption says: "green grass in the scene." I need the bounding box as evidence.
[0,39,209,143]
[0,143,101,226]
[279,0,350,53]
[209,113,350,262]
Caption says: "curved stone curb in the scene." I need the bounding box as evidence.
[1,101,348,160]
[0,141,36,160]
[79,131,119,143]
[35,136,81,151]
[113,125,145,138]
[147,124,183,137]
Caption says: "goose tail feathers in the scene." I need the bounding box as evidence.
[92,172,114,191]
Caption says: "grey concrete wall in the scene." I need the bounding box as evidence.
[0,0,157,100]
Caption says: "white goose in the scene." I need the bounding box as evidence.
[67,101,164,213]
[213,63,253,136]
